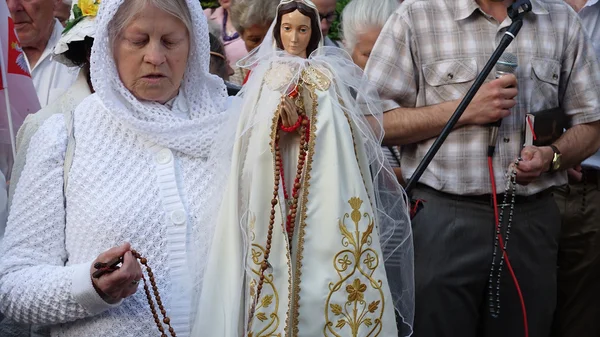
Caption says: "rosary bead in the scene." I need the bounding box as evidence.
[140,258,147,264]
[271,199,278,206]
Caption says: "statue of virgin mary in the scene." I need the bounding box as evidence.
[193,1,414,336]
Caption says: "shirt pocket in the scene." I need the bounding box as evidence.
[422,58,478,103]
[529,57,561,113]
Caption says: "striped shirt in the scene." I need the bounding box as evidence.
[365,0,600,195]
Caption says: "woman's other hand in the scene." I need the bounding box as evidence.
[90,243,143,304]
[280,96,299,128]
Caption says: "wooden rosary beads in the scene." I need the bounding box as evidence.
[92,250,176,337]
[249,88,309,328]
[130,250,176,337]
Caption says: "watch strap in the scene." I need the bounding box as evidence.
[548,144,561,173]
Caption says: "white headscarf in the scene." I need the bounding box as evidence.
[90,0,228,157]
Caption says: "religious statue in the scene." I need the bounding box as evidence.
[193,1,414,336]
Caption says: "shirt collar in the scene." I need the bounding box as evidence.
[452,0,549,21]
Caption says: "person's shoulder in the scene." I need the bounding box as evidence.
[389,0,448,27]
[24,114,67,165]
[204,6,223,21]
[398,0,446,13]
[533,0,579,20]
[17,99,64,149]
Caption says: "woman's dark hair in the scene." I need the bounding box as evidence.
[209,32,229,80]
[273,1,321,57]
[62,36,94,69]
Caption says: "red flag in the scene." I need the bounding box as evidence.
[6,17,29,78]
[0,0,40,162]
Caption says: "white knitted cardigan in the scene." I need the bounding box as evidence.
[0,94,219,337]
[0,0,229,335]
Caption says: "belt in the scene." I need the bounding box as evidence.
[415,183,553,206]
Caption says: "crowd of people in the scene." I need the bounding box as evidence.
[0,0,598,336]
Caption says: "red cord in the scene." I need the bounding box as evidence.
[487,157,529,337]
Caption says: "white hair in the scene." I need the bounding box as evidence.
[108,0,193,45]
[230,0,279,35]
[341,0,399,52]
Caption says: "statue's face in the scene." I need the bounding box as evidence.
[280,9,312,59]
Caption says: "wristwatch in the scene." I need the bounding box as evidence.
[548,145,562,173]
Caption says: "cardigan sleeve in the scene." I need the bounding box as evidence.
[0,114,119,325]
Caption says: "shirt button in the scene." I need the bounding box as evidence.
[156,149,172,165]
[447,73,454,80]
[171,210,187,226]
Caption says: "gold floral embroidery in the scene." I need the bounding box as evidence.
[247,214,281,337]
[324,197,385,337]
[301,66,332,91]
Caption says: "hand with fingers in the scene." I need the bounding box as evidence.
[514,146,554,185]
[462,74,518,126]
[567,165,583,182]
[90,242,143,304]
[279,95,299,128]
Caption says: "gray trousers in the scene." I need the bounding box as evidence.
[552,169,600,337]
[411,185,561,337]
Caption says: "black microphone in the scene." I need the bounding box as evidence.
[487,52,518,157]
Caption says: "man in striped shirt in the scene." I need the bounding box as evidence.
[365,0,600,336]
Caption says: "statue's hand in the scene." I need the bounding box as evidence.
[280,95,299,128]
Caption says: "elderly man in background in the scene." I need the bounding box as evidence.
[553,2,600,337]
[312,0,340,47]
[7,0,77,107]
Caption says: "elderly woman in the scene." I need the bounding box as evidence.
[230,0,279,53]
[341,0,404,184]
[0,0,229,336]
[229,0,279,84]
[9,0,97,206]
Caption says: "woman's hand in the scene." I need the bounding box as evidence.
[90,243,143,304]
[280,96,299,128]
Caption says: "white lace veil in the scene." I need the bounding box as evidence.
[90,0,229,158]
[210,0,415,334]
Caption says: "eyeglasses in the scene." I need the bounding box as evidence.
[319,11,337,23]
